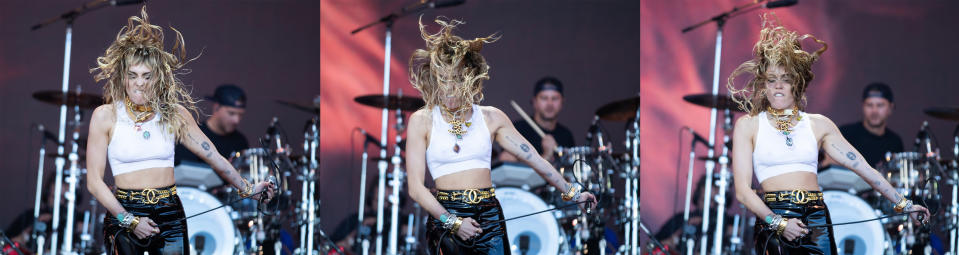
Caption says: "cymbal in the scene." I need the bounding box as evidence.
[275,100,319,114]
[354,94,425,111]
[924,107,959,121]
[32,90,103,109]
[682,93,744,112]
[595,96,639,121]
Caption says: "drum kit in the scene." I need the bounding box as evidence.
[488,96,640,255]
[666,93,959,255]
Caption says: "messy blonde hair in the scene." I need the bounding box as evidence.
[409,16,500,110]
[727,13,827,116]
[90,6,199,138]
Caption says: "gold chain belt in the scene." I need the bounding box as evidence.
[436,188,496,205]
[115,186,177,205]
[764,189,822,205]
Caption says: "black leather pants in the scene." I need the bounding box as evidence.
[427,188,510,255]
[104,186,189,255]
[754,191,838,255]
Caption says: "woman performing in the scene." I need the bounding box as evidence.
[85,7,275,254]
[729,15,930,254]
[405,17,597,254]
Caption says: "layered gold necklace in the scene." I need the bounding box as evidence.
[767,105,801,147]
[442,104,471,153]
[125,98,154,140]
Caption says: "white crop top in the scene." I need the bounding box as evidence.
[752,111,818,183]
[426,104,492,179]
[108,103,176,176]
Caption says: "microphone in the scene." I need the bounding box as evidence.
[403,0,466,13]
[765,0,797,9]
[110,0,145,6]
[687,127,711,147]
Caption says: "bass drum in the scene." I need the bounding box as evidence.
[495,186,569,255]
[823,190,889,255]
[178,186,242,255]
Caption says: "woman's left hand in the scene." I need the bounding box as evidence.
[575,191,597,212]
[252,181,277,203]
[908,204,931,226]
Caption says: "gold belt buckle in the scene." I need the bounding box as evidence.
[462,189,481,204]
[790,189,809,204]
[142,189,160,204]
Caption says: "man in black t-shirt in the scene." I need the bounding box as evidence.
[175,84,250,165]
[828,82,903,168]
[500,77,575,162]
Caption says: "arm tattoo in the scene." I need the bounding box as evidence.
[201,142,210,151]
[845,152,856,161]
[520,144,530,153]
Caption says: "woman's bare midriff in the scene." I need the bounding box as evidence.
[113,167,176,190]
[434,168,493,190]
[759,171,820,192]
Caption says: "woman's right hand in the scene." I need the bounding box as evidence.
[132,217,160,239]
[455,217,482,241]
[781,218,809,241]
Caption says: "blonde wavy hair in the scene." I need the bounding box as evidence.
[409,17,500,110]
[727,13,828,116]
[90,6,199,139]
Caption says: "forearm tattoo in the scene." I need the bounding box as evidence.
[506,134,565,188]
[831,142,897,199]
[189,133,244,188]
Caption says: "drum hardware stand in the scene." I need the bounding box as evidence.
[710,109,734,255]
[388,95,407,255]
[681,126,710,255]
[950,124,959,255]
[356,128,381,255]
[296,117,319,254]
[31,124,50,255]
[620,100,639,255]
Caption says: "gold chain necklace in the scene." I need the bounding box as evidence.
[767,106,801,147]
[442,104,471,153]
[125,99,154,140]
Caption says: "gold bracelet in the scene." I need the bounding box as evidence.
[238,180,253,198]
[127,216,140,232]
[776,218,788,236]
[450,217,463,234]
[562,184,580,201]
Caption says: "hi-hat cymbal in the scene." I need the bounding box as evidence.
[924,107,959,121]
[595,96,639,121]
[275,100,319,114]
[354,94,425,111]
[33,90,103,109]
[682,93,743,112]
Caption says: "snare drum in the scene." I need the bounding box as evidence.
[823,190,890,255]
[178,187,241,255]
[495,187,570,255]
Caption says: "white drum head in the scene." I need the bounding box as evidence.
[495,187,562,255]
[178,187,237,255]
[823,190,887,255]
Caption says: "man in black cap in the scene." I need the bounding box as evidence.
[834,82,904,167]
[500,77,576,162]
[175,84,250,165]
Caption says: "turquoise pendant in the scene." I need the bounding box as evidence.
[143,130,151,140]
[785,137,793,147]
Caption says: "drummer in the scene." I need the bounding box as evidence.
[823,82,903,168]
[174,84,250,165]
[499,77,576,163]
